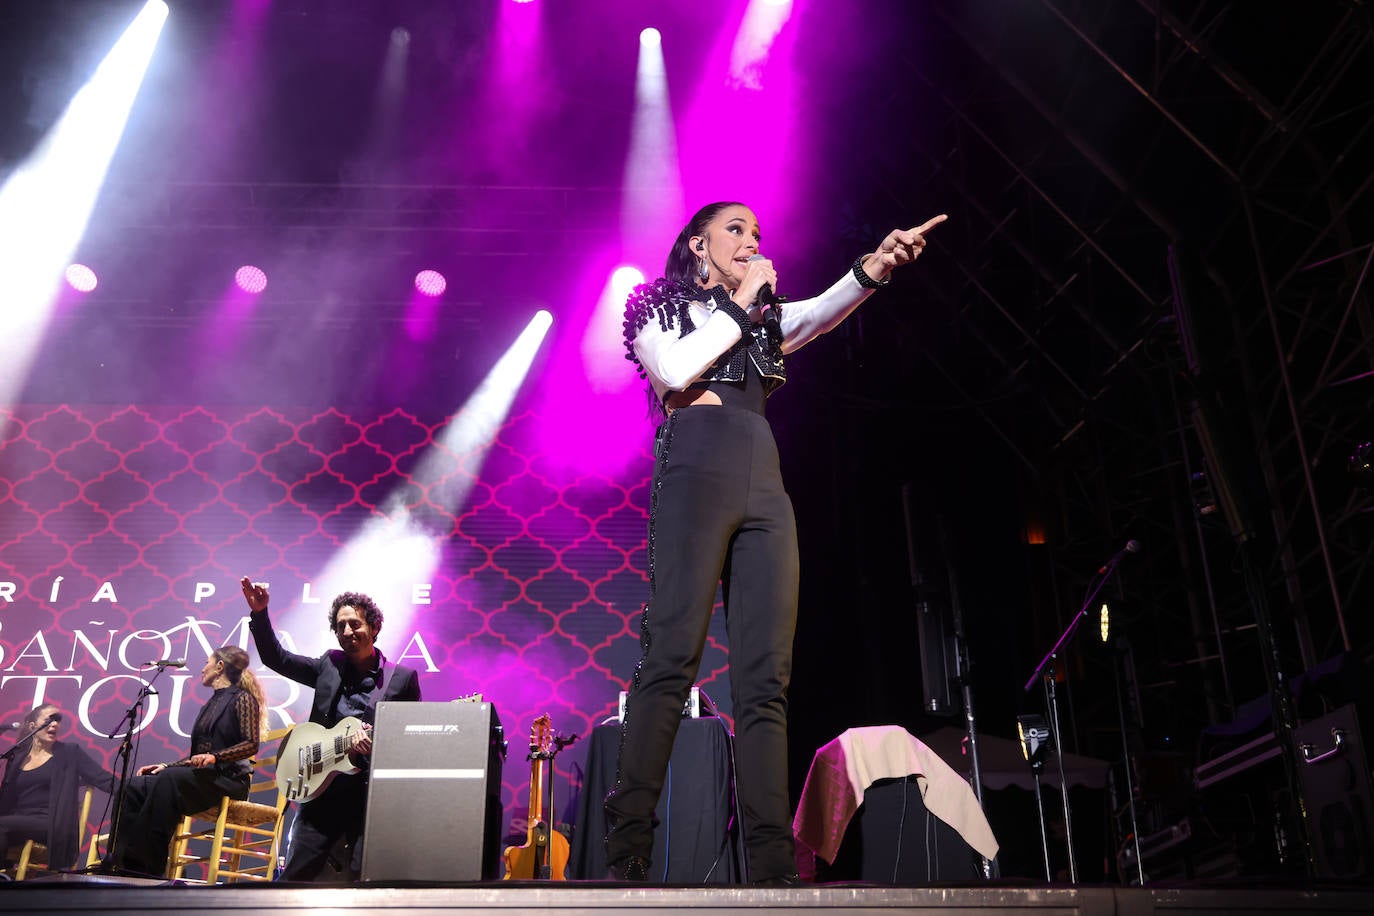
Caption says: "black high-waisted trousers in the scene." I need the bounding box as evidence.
[604,402,800,882]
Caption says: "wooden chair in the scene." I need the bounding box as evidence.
[8,786,96,880]
[166,726,292,884]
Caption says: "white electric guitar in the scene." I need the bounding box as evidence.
[275,694,483,803]
[275,716,365,803]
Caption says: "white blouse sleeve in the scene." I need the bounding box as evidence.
[633,308,745,391]
[778,271,875,355]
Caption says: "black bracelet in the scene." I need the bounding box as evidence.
[852,256,891,289]
[706,285,753,332]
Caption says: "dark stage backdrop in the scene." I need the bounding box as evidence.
[0,401,736,840]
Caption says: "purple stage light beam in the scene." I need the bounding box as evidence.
[731,0,794,88]
[680,0,804,251]
[622,24,684,272]
[0,0,168,427]
[293,310,554,643]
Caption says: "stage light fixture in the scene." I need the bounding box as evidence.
[1100,603,1110,643]
[65,264,98,293]
[1017,714,1052,770]
[234,265,267,294]
[640,27,661,48]
[414,269,447,297]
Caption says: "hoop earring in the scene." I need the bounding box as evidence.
[697,256,710,281]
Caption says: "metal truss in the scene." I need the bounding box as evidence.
[853,0,1373,777]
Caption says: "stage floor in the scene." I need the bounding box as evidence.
[4,879,1374,916]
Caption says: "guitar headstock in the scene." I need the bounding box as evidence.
[529,713,553,756]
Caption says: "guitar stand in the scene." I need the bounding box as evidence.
[537,732,579,879]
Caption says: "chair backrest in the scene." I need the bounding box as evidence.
[252,726,292,807]
[10,785,97,879]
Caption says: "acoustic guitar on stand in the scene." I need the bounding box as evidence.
[502,714,570,880]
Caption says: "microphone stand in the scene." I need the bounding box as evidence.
[937,519,997,879]
[91,664,170,874]
[543,732,579,879]
[1023,553,1128,884]
[1,720,53,761]
[1029,755,1052,882]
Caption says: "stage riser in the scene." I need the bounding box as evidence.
[3,883,1374,916]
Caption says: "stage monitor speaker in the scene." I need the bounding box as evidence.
[360,700,504,882]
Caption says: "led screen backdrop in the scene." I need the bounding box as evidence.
[0,402,736,839]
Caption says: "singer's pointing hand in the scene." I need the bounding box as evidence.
[240,576,269,614]
[865,213,948,281]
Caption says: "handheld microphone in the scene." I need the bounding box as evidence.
[144,658,186,669]
[1098,539,1141,574]
[747,254,783,344]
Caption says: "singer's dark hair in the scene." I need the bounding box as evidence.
[329,591,384,634]
[664,201,747,286]
[20,703,60,739]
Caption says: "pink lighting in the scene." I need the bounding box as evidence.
[610,266,645,300]
[731,0,795,90]
[414,269,447,297]
[65,264,98,293]
[234,265,267,294]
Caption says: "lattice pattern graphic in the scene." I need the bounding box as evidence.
[0,404,735,833]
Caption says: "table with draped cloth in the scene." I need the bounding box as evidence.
[571,716,744,883]
[793,725,1000,882]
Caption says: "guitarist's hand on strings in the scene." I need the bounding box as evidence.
[239,576,270,613]
[348,724,373,761]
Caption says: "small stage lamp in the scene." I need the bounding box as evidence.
[1017,714,1052,771]
[1017,712,1055,881]
[1100,602,1110,644]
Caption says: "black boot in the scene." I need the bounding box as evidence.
[607,856,651,882]
[751,872,802,887]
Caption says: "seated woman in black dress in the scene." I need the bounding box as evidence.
[0,703,114,874]
[110,646,266,877]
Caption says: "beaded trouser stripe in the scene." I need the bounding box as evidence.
[603,405,800,882]
[605,411,680,837]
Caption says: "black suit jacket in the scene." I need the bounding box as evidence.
[248,609,422,729]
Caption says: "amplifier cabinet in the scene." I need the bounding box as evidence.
[360,700,505,882]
